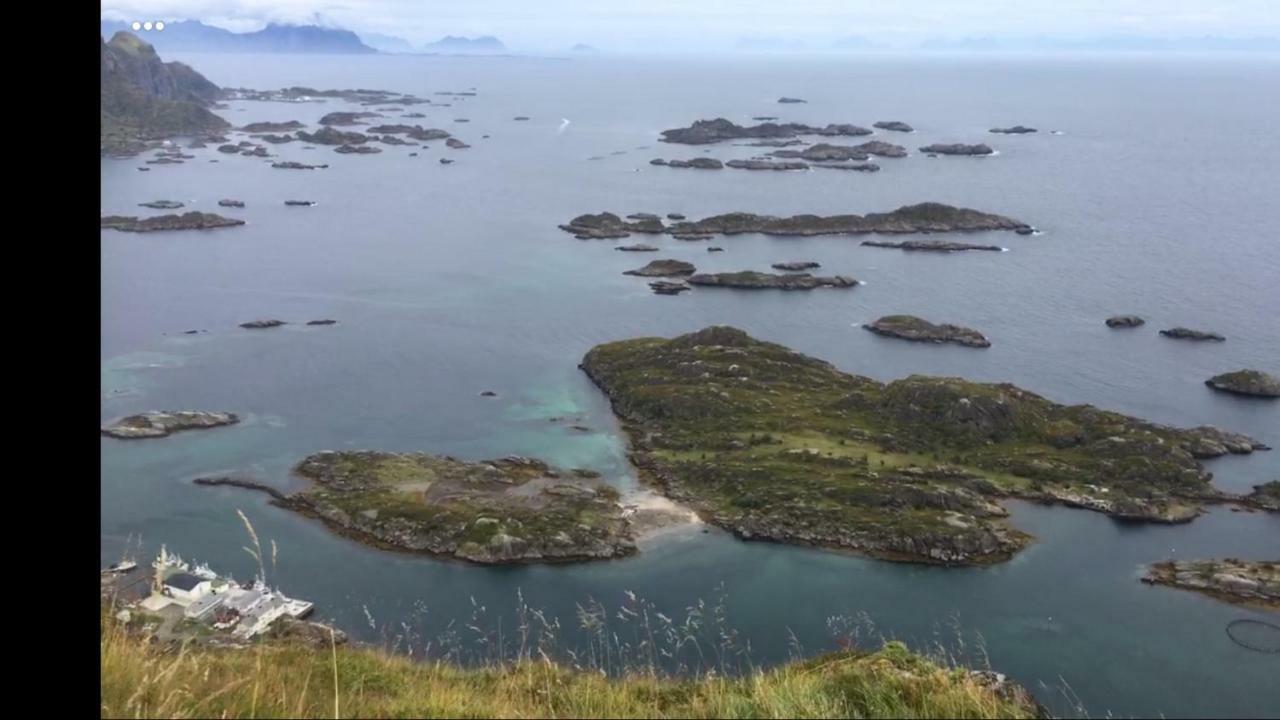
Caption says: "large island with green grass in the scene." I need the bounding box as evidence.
[580,326,1270,565]
[198,451,636,564]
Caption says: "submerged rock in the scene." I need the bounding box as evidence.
[777,97,807,103]
[306,319,338,326]
[1205,370,1280,398]
[688,271,857,290]
[1160,327,1225,341]
[624,259,697,277]
[990,126,1037,134]
[218,199,245,208]
[101,212,245,232]
[649,280,691,295]
[864,315,991,348]
[102,411,239,439]
[1106,315,1145,328]
[771,261,820,271]
[272,161,329,169]
[615,244,659,252]
[138,200,184,209]
[239,319,286,329]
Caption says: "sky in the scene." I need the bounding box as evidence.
[100,1,1280,52]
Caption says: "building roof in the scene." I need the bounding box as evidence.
[165,572,204,591]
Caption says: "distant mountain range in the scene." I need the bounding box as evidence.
[99,20,375,53]
[919,35,1280,52]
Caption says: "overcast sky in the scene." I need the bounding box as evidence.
[101,1,1280,52]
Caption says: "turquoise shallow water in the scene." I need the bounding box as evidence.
[102,53,1279,717]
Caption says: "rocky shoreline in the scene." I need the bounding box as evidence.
[578,327,1269,565]
[1142,559,1279,610]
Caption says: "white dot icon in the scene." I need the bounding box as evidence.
[131,21,142,31]
[155,21,166,31]
[143,21,153,31]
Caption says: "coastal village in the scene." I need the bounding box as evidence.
[103,546,316,644]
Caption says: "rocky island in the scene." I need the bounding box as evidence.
[101,212,245,232]
[1245,481,1280,511]
[1205,370,1280,398]
[1142,559,1279,610]
[102,411,239,439]
[874,121,914,132]
[772,262,820,271]
[1106,315,1145,328]
[196,451,637,564]
[624,259,697,277]
[920,143,995,156]
[990,126,1037,134]
[579,327,1268,565]
[650,158,725,169]
[1160,327,1225,341]
[561,204,1030,240]
[687,272,858,290]
[864,315,991,348]
[861,240,1005,252]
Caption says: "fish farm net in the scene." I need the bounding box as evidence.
[1225,619,1280,653]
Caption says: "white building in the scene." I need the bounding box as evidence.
[163,572,213,604]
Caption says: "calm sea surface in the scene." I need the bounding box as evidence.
[102,52,1279,718]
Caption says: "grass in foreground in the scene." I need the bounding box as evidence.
[100,612,1040,719]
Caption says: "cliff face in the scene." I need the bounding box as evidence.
[101,31,227,153]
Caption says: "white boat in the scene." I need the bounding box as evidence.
[103,560,137,573]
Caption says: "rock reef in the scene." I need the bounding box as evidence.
[1160,327,1225,341]
[101,212,245,232]
[874,121,914,132]
[687,271,858,290]
[660,118,872,145]
[919,143,994,156]
[624,259,697,277]
[1106,315,1145,328]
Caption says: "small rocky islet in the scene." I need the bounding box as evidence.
[101,212,245,233]
[1142,559,1279,610]
[864,315,991,348]
[919,143,995,156]
[579,327,1269,566]
[623,259,697,277]
[659,118,873,145]
[688,271,858,290]
[1106,315,1145,328]
[102,411,239,439]
[990,126,1037,134]
[1204,370,1280,398]
[873,121,914,132]
[195,452,637,565]
[1160,327,1226,342]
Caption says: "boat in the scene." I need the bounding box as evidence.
[103,560,137,574]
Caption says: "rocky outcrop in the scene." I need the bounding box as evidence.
[854,140,908,158]
[201,451,637,565]
[1244,481,1280,511]
[218,199,245,208]
[864,315,991,348]
[771,262,820,271]
[445,138,470,149]
[1106,315,1145,328]
[919,143,994,156]
[102,411,239,439]
[559,212,665,239]
[616,244,659,252]
[873,121,914,132]
[240,319,286,329]
[663,203,1029,237]
[139,200,184,209]
[101,212,245,232]
[651,157,724,169]
[990,126,1037,134]
[335,144,382,154]
[319,111,379,126]
[771,143,869,161]
[578,327,1269,565]
[777,97,806,103]
[813,163,881,172]
[687,271,858,290]
[1205,370,1280,398]
[307,319,338,326]
[1160,327,1225,341]
[1143,559,1279,609]
[624,259,697,277]
[272,161,328,169]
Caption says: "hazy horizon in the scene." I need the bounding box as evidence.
[101,1,1280,54]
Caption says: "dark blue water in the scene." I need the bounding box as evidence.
[102,53,1280,718]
